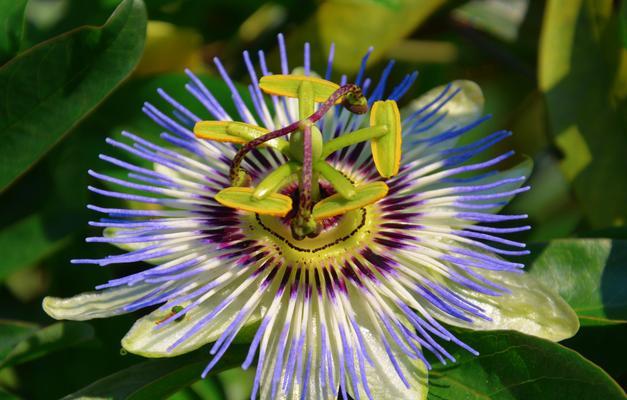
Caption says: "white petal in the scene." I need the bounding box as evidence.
[467,155,533,214]
[348,299,428,400]
[402,80,484,151]
[121,280,265,358]
[102,227,172,265]
[42,283,154,321]
[258,317,333,400]
[427,269,579,342]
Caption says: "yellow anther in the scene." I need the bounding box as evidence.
[215,187,292,217]
[194,121,288,152]
[312,181,389,220]
[259,75,341,103]
[370,100,402,178]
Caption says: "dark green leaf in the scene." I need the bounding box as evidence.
[0,0,27,65]
[0,320,37,364]
[0,73,234,281]
[620,0,627,48]
[188,376,227,400]
[0,0,147,193]
[524,239,627,326]
[61,345,246,400]
[563,324,627,381]
[428,330,625,400]
[0,387,21,400]
[539,0,627,228]
[22,0,123,50]
[0,322,95,369]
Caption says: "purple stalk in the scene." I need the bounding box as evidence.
[300,124,313,215]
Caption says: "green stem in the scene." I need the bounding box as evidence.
[252,161,300,199]
[321,125,388,159]
[314,161,356,199]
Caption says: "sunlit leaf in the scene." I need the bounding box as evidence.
[134,20,203,76]
[539,0,627,228]
[525,239,627,326]
[286,0,447,73]
[428,330,625,400]
[0,0,147,193]
[452,0,529,42]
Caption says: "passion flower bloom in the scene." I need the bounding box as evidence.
[43,35,578,399]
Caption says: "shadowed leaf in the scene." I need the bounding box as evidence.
[428,330,625,400]
[0,0,147,193]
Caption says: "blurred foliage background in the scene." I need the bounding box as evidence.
[0,0,626,399]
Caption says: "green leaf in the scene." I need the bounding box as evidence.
[524,239,627,326]
[563,324,627,381]
[539,0,627,228]
[0,0,27,65]
[0,322,95,369]
[428,330,625,400]
[61,345,246,400]
[285,0,447,73]
[451,0,528,42]
[0,320,37,364]
[0,387,20,400]
[0,0,147,193]
[0,73,233,281]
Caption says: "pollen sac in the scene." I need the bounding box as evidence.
[370,100,402,178]
[194,121,287,152]
[312,181,389,220]
[341,90,368,114]
[215,187,292,217]
[259,75,340,103]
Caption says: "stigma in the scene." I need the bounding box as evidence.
[193,74,402,241]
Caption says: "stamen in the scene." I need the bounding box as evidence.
[228,83,367,185]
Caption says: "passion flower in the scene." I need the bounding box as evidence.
[43,34,578,400]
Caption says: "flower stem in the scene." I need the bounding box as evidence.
[321,125,388,159]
